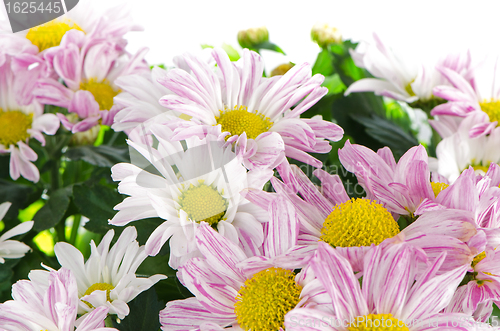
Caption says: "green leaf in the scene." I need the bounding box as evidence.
[112,287,164,331]
[352,115,419,158]
[200,44,214,49]
[252,41,286,55]
[0,179,36,220]
[221,43,240,61]
[312,49,334,76]
[65,145,129,168]
[73,183,123,234]
[33,186,72,231]
[322,74,346,95]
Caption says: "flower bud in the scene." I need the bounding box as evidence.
[270,63,295,77]
[237,26,269,49]
[311,23,342,48]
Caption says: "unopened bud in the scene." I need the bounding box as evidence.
[311,23,342,48]
[237,26,269,49]
[270,63,295,77]
[69,124,101,146]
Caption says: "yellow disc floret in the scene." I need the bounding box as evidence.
[480,99,500,124]
[430,182,449,197]
[321,198,400,247]
[348,314,410,331]
[234,267,302,331]
[216,105,273,140]
[0,110,33,147]
[26,19,84,52]
[82,282,115,308]
[80,79,121,111]
[472,251,486,269]
[178,183,228,226]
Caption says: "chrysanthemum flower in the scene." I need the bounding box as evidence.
[160,199,323,331]
[432,63,500,138]
[6,0,142,53]
[345,33,473,105]
[157,47,343,170]
[245,163,475,273]
[0,268,115,331]
[0,202,33,264]
[0,39,60,182]
[110,127,272,268]
[446,249,500,322]
[34,32,149,134]
[285,240,473,331]
[112,66,177,133]
[430,113,500,183]
[32,226,166,319]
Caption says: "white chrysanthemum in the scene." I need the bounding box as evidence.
[0,202,33,264]
[31,226,166,320]
[430,112,500,183]
[110,126,272,269]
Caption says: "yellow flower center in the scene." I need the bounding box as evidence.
[26,19,84,52]
[234,267,302,331]
[479,99,500,124]
[472,251,486,269]
[0,110,33,147]
[348,314,410,331]
[178,183,228,226]
[215,105,273,140]
[80,79,121,111]
[430,182,449,197]
[82,282,115,308]
[321,198,400,247]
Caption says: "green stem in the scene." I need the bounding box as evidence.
[104,315,114,327]
[69,214,81,245]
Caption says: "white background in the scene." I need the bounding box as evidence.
[118,0,500,72]
[2,0,500,72]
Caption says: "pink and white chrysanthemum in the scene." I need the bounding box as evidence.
[160,198,325,331]
[0,268,116,331]
[157,47,344,170]
[446,249,500,323]
[339,140,437,216]
[31,227,166,320]
[112,66,180,133]
[0,41,60,182]
[110,127,272,268]
[0,202,33,264]
[430,113,500,183]
[245,163,475,273]
[285,240,474,331]
[345,33,473,104]
[3,0,142,53]
[431,62,500,138]
[34,30,149,134]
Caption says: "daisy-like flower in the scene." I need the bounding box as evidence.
[112,66,177,133]
[430,113,500,183]
[3,0,142,53]
[285,240,473,331]
[160,197,324,331]
[110,126,272,268]
[446,249,500,322]
[0,39,60,182]
[34,31,149,134]
[431,62,500,138]
[158,47,344,170]
[32,226,166,320]
[245,162,475,273]
[0,268,116,331]
[0,202,33,263]
[345,32,473,106]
